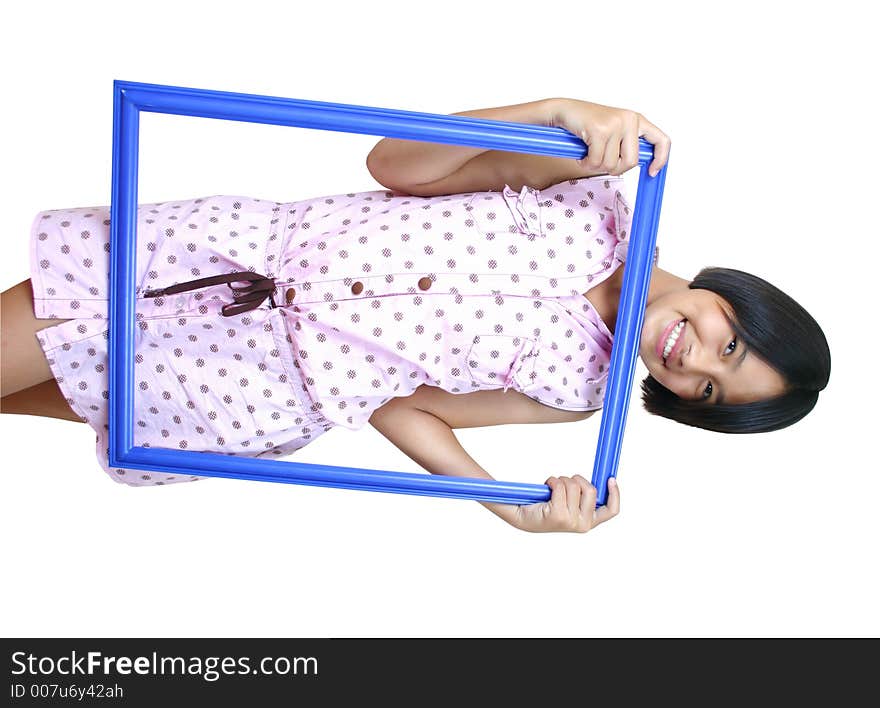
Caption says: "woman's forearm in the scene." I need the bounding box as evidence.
[368,399,521,527]
[365,98,559,188]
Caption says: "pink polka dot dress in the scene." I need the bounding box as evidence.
[28,176,636,486]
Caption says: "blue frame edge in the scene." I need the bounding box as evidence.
[109,80,667,506]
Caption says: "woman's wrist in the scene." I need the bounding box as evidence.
[479,500,523,529]
[452,97,558,128]
[542,97,566,127]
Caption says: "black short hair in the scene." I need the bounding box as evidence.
[640,267,831,434]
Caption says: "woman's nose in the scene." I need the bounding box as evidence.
[680,343,720,378]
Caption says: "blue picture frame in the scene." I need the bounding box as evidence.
[110,80,667,506]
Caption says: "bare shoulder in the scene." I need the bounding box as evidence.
[370,385,595,429]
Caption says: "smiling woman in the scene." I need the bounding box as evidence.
[365,96,831,439]
[640,267,830,433]
[0,95,831,534]
[640,270,790,405]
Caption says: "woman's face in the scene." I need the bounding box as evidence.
[639,287,787,404]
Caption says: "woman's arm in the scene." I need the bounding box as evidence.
[365,98,557,191]
[365,98,670,196]
[368,387,618,533]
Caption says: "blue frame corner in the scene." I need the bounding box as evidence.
[110,80,667,506]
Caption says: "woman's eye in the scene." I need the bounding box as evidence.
[724,337,738,355]
[702,381,713,400]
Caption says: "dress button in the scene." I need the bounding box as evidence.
[417,277,432,291]
[351,281,364,295]
[285,287,296,304]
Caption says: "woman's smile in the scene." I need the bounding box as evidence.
[657,318,686,365]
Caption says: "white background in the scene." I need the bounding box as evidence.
[1,1,876,638]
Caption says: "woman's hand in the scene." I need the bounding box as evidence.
[548,98,671,178]
[511,475,621,534]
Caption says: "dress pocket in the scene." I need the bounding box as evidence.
[501,184,544,239]
[465,334,538,392]
[463,185,544,240]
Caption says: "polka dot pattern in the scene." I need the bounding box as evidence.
[30,196,329,486]
[28,179,639,487]
[270,177,635,430]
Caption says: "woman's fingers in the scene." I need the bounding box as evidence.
[562,477,582,517]
[573,475,597,531]
[606,477,621,515]
[583,128,640,177]
[543,475,618,532]
[601,132,623,175]
[638,115,671,177]
[572,474,595,516]
[619,122,640,175]
[560,475,595,531]
[592,477,621,526]
[545,475,567,513]
[557,100,669,178]
[579,130,607,173]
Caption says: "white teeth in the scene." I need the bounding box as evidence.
[662,320,685,360]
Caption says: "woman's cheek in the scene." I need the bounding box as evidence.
[659,372,687,399]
